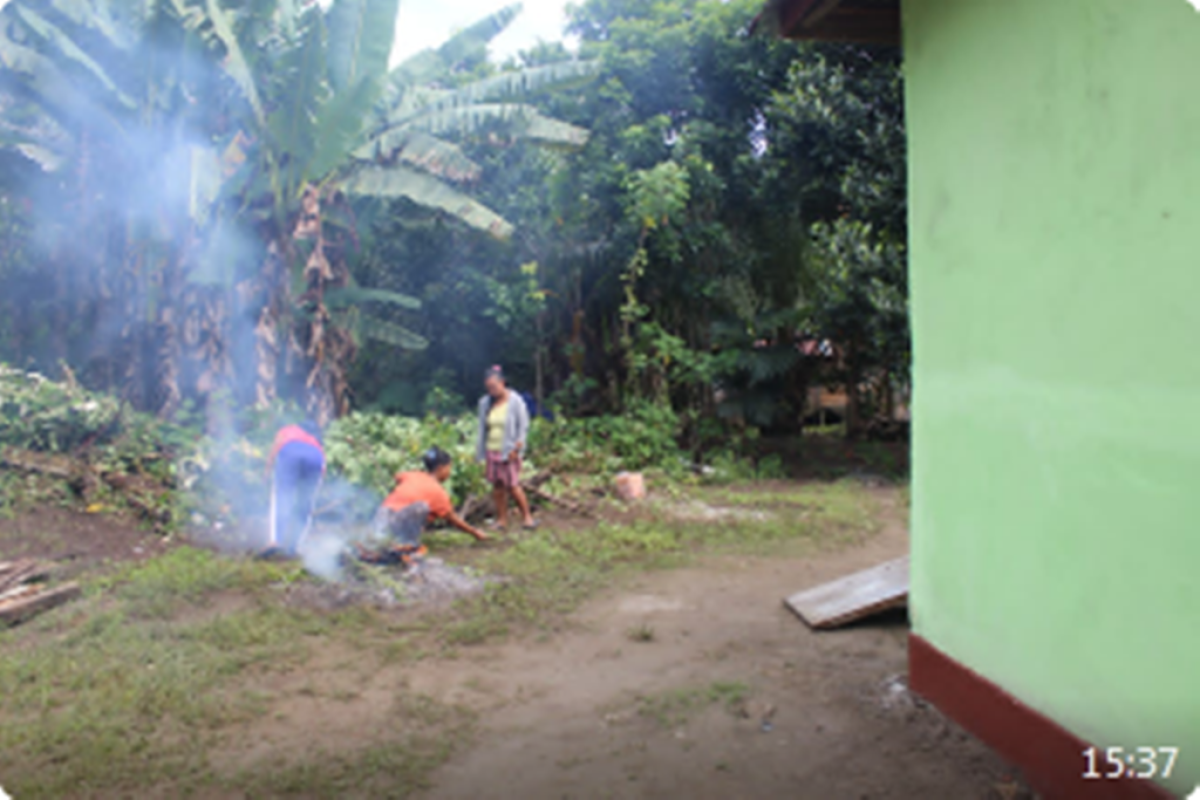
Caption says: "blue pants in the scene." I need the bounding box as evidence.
[269,442,324,556]
[373,502,430,547]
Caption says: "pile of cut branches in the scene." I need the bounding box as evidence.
[0,559,80,626]
[0,364,191,527]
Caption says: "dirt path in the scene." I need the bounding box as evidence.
[0,485,1028,798]
[403,489,1022,800]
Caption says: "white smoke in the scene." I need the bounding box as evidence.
[300,530,350,582]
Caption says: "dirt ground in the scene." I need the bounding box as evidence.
[0,505,171,575]
[0,485,1032,799]
[392,490,1028,800]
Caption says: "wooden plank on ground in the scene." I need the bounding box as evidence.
[0,582,43,605]
[784,556,909,630]
[0,582,81,626]
[0,559,50,593]
[0,558,34,578]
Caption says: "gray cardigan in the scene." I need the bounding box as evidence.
[476,391,529,461]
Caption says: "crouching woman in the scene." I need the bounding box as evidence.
[361,447,488,569]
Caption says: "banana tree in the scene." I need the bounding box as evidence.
[0,0,231,416]
[181,0,594,423]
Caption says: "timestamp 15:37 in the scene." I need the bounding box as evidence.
[1083,746,1179,780]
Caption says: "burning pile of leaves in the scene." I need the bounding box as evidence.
[284,526,497,611]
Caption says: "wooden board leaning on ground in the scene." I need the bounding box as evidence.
[784,556,909,630]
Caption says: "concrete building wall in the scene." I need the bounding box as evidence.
[904,0,1200,792]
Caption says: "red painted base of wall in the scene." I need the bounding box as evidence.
[908,635,1175,800]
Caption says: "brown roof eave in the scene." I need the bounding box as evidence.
[752,0,901,47]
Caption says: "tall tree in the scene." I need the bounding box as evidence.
[0,0,229,415]
[0,0,594,425]
[185,0,593,421]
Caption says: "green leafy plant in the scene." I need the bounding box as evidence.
[529,401,685,476]
[324,412,486,507]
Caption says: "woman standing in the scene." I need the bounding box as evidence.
[476,365,536,529]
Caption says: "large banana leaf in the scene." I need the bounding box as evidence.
[521,114,589,148]
[325,0,397,91]
[0,94,70,169]
[385,3,520,98]
[428,2,521,69]
[401,60,596,118]
[307,75,378,182]
[399,102,587,147]
[267,8,327,192]
[361,315,429,350]
[10,140,64,170]
[42,0,129,48]
[354,128,480,182]
[13,5,135,108]
[325,285,421,310]
[341,163,513,239]
[0,16,123,137]
[177,0,264,126]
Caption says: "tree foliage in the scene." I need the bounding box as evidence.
[0,0,595,428]
[0,0,909,445]
[347,0,908,440]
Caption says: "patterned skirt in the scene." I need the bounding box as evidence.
[485,451,521,488]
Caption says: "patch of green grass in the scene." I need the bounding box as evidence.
[441,480,879,647]
[0,544,386,799]
[636,681,750,729]
[0,476,882,796]
[0,601,327,798]
[94,545,301,618]
[223,693,475,799]
[700,480,879,534]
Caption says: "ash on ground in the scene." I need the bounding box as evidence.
[285,556,495,613]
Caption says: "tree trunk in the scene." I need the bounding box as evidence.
[254,241,284,409]
[535,309,545,410]
[155,304,181,419]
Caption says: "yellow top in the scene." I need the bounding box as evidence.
[486,400,507,453]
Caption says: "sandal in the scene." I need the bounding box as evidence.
[522,520,539,531]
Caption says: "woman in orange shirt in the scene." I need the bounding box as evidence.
[359,447,488,569]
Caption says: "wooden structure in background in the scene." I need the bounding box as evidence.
[753,0,901,45]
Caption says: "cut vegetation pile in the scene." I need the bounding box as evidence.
[0,364,192,528]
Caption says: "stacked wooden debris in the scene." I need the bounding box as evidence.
[0,559,81,626]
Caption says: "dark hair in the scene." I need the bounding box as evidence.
[422,446,452,472]
[483,364,505,383]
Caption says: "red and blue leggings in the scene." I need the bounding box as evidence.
[268,441,325,556]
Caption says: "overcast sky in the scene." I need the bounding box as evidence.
[390,0,574,67]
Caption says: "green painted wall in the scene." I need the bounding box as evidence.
[904,0,1200,793]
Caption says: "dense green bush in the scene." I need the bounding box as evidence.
[324,412,487,508]
[0,362,784,529]
[0,365,123,451]
[530,401,687,476]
